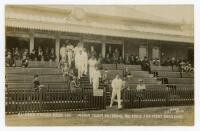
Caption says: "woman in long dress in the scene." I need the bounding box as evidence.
[88,55,97,84]
[92,66,101,90]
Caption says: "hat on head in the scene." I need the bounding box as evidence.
[138,79,143,82]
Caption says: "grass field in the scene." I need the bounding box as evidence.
[6,106,194,126]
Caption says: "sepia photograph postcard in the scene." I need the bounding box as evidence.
[3,3,195,127]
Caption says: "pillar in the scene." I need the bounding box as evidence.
[102,43,106,58]
[29,34,34,52]
[122,42,125,59]
[55,36,60,62]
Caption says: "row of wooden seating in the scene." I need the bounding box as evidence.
[151,66,179,72]
[102,64,142,70]
[6,67,62,75]
[15,60,58,68]
[157,71,194,78]
[6,75,66,83]
[167,78,194,84]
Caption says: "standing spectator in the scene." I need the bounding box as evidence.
[110,74,123,109]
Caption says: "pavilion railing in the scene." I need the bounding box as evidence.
[6,88,106,114]
[5,87,194,114]
[123,88,194,108]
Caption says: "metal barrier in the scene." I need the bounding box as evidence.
[123,88,194,108]
[6,87,194,114]
[6,88,106,114]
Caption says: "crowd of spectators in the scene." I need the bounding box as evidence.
[5,46,57,67]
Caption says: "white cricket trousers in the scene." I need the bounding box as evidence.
[110,88,122,109]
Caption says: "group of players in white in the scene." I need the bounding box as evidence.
[60,42,101,91]
[59,42,127,109]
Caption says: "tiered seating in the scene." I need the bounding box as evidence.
[15,60,58,68]
[6,62,67,90]
[151,66,179,71]
[101,64,164,89]
[151,66,194,89]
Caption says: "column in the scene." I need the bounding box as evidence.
[55,36,60,62]
[102,43,106,58]
[122,42,125,59]
[29,34,34,52]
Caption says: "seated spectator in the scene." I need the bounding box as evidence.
[141,56,151,73]
[97,54,103,64]
[170,57,177,70]
[33,75,46,92]
[134,55,141,65]
[136,79,146,91]
[13,47,21,60]
[23,48,29,58]
[118,56,124,64]
[29,49,37,61]
[179,59,186,72]
[49,48,56,62]
[62,63,69,77]
[70,76,80,92]
[37,49,44,61]
[97,54,103,69]
[162,57,171,66]
[153,58,160,66]
[123,67,132,78]
[6,50,15,67]
[21,55,29,68]
[184,63,193,72]
[129,55,135,65]
[112,52,119,64]
[44,48,50,61]
[124,54,130,65]
[104,54,112,64]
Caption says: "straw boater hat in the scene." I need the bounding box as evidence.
[138,79,143,82]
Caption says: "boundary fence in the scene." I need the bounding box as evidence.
[5,87,194,114]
